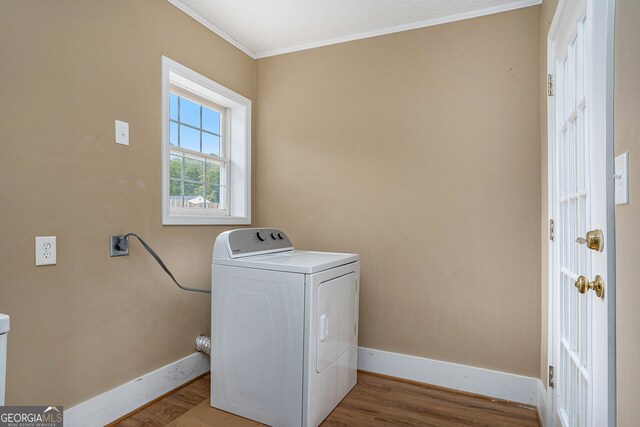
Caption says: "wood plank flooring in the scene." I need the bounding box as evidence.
[110,375,210,426]
[322,373,539,426]
[114,372,540,426]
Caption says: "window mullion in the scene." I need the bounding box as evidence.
[170,119,221,138]
[203,160,207,206]
[181,153,185,207]
[170,146,227,164]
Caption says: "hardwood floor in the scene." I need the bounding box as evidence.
[322,373,539,426]
[113,372,540,426]
[109,375,210,426]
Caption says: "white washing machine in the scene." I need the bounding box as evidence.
[211,228,359,427]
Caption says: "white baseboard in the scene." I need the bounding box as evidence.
[64,352,209,427]
[63,347,544,426]
[358,347,543,406]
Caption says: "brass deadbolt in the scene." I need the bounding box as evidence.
[576,229,604,252]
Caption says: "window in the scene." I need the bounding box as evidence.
[169,93,226,213]
[161,56,251,225]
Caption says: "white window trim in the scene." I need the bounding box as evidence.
[161,56,251,225]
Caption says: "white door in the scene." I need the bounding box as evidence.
[316,272,357,373]
[547,0,615,426]
[304,263,359,427]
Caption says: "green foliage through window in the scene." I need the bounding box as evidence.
[169,152,223,209]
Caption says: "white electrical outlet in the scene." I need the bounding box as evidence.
[35,236,57,266]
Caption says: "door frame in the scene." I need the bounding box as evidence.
[546,0,616,426]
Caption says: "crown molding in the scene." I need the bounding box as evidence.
[167,0,542,60]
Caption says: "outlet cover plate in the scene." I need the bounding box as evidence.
[35,236,57,266]
[110,236,129,257]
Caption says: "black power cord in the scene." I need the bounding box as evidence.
[116,233,211,294]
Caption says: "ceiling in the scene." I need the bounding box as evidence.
[167,0,541,59]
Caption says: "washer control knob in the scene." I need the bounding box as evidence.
[256,231,266,242]
[270,232,278,240]
[277,233,284,240]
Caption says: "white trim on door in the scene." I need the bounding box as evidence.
[546,0,616,425]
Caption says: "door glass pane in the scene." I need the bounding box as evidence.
[555,14,591,425]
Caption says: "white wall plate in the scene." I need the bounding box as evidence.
[115,120,129,146]
[615,152,629,205]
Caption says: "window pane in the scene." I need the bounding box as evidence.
[170,93,179,121]
[184,157,204,182]
[170,122,178,146]
[169,178,183,207]
[205,161,220,185]
[184,182,204,206]
[179,97,200,127]
[202,133,220,156]
[202,107,221,134]
[179,125,200,152]
[170,154,182,179]
[206,184,221,206]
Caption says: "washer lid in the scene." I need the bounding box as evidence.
[0,314,9,334]
[212,250,358,274]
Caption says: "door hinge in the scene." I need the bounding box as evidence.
[549,219,555,241]
[549,365,555,388]
[547,74,554,96]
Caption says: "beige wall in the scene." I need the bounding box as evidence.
[1,0,550,409]
[614,0,640,424]
[256,7,542,377]
[0,1,254,405]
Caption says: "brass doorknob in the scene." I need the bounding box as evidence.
[575,275,605,298]
[576,229,604,252]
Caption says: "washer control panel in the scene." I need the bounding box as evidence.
[214,228,293,259]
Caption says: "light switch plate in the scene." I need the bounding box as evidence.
[115,120,129,146]
[35,236,57,266]
[615,152,629,205]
